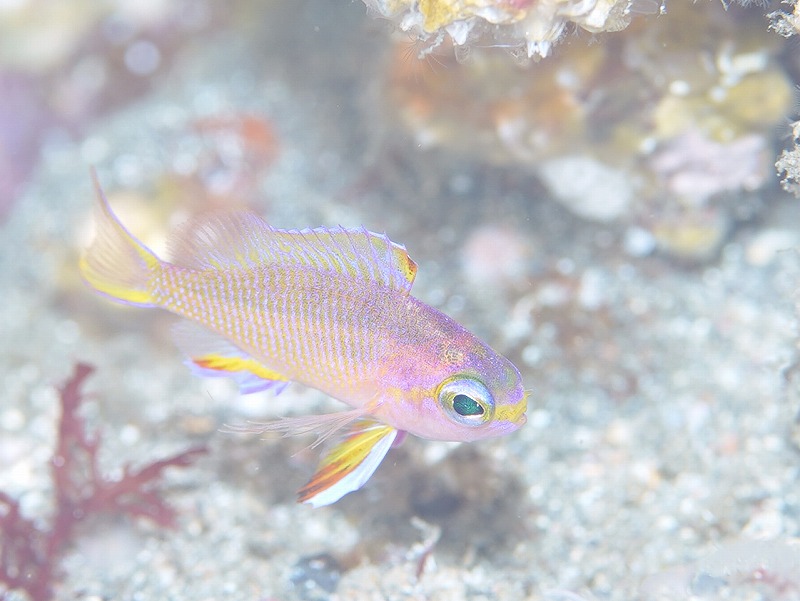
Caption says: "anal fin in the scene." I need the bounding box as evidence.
[298,419,397,507]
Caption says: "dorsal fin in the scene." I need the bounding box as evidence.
[168,211,417,292]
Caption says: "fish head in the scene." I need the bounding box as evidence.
[430,353,528,442]
[382,337,528,442]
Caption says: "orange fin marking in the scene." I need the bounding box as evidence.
[298,420,397,507]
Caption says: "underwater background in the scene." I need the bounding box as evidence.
[2,0,800,599]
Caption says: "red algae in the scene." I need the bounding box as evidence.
[0,363,206,601]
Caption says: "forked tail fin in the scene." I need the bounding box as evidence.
[79,170,160,307]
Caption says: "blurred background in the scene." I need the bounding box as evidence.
[2,1,800,600]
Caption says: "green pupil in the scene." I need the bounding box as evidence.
[452,394,484,417]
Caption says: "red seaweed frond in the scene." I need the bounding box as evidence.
[0,363,207,601]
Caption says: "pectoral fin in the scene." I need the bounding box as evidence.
[298,420,398,507]
[222,407,365,449]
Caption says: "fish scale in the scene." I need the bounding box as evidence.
[160,263,383,388]
[80,173,527,506]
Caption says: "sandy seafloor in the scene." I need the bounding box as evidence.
[2,1,800,600]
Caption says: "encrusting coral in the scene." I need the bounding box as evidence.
[363,0,639,59]
[383,0,794,259]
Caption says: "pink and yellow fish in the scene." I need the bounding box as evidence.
[80,173,528,507]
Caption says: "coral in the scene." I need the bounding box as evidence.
[0,363,206,601]
[768,0,800,38]
[776,140,800,198]
[649,131,769,203]
[384,0,793,259]
[369,0,800,59]
[363,0,634,59]
[776,119,800,198]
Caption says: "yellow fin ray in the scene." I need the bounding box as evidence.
[297,420,398,507]
[173,321,289,394]
[79,170,160,306]
[222,407,365,449]
[168,212,417,292]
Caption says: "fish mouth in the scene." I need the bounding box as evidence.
[495,390,529,427]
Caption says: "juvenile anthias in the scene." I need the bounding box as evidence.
[80,173,528,506]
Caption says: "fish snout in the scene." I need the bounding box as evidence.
[495,389,528,428]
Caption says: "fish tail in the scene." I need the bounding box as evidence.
[79,170,161,307]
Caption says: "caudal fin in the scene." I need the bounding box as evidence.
[79,170,160,306]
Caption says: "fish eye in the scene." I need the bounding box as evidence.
[453,394,483,416]
[437,377,495,426]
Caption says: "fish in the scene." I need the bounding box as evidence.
[79,172,528,507]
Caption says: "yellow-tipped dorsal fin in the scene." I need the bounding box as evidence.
[168,213,417,292]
